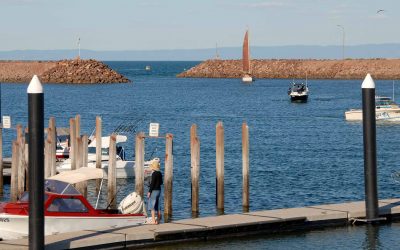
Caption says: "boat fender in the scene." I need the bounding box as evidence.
[118,192,143,214]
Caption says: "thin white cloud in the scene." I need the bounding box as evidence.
[237,1,293,9]
[137,1,162,7]
[0,0,34,4]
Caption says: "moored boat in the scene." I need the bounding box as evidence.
[345,96,400,121]
[288,82,309,102]
[57,135,155,178]
[0,168,146,240]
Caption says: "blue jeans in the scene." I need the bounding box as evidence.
[148,190,161,212]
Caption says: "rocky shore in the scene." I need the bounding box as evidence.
[177,59,400,80]
[0,59,129,83]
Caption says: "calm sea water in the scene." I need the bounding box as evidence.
[1,61,400,248]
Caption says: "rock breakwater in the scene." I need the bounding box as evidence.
[177,59,400,80]
[0,59,129,83]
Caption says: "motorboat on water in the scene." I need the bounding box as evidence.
[288,82,309,102]
[0,168,146,240]
[345,96,400,121]
[57,135,155,179]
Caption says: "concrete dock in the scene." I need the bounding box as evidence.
[1,198,399,249]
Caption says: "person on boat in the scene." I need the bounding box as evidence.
[147,160,163,224]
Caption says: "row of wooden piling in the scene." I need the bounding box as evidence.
[189,122,249,216]
[3,115,104,202]
[2,116,250,220]
[132,121,249,221]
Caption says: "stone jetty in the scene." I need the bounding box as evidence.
[177,59,400,80]
[0,59,129,83]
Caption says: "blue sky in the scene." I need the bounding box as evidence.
[0,0,397,51]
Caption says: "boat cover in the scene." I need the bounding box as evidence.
[88,135,128,148]
[49,168,103,184]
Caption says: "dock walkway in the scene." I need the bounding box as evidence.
[1,198,400,249]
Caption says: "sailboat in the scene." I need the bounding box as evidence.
[242,29,253,83]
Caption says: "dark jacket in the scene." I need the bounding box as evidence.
[149,170,163,193]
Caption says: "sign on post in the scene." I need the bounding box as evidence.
[2,116,11,129]
[149,123,160,137]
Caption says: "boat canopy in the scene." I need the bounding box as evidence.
[88,135,127,148]
[44,127,70,136]
[49,168,104,184]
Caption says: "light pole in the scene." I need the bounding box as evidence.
[77,37,81,59]
[337,25,345,60]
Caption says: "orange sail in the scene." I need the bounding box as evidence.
[242,30,250,74]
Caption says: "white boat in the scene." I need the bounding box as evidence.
[242,29,253,83]
[0,168,146,240]
[56,135,70,159]
[345,96,400,121]
[288,81,309,102]
[57,135,155,179]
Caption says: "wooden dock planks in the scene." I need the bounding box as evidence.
[2,199,400,249]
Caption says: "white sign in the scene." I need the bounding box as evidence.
[2,116,11,129]
[149,123,160,137]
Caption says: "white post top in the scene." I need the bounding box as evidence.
[27,75,43,93]
[361,73,375,89]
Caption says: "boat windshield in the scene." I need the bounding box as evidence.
[88,147,109,155]
[376,97,395,106]
[17,180,79,202]
[44,179,80,195]
[88,146,126,160]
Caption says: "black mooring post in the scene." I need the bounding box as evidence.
[28,75,44,249]
[361,73,379,221]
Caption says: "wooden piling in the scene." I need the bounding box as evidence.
[190,125,200,216]
[81,134,88,197]
[11,141,19,202]
[95,116,102,192]
[75,115,81,172]
[135,132,145,198]
[44,130,52,178]
[76,137,82,169]
[242,122,249,212]
[0,126,3,196]
[75,114,81,138]
[17,137,25,199]
[69,118,76,170]
[75,136,86,196]
[49,117,57,176]
[164,133,174,220]
[16,124,23,143]
[108,134,117,209]
[24,139,29,191]
[216,121,224,212]
[16,125,25,198]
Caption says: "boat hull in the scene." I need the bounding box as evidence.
[57,160,153,179]
[0,213,145,240]
[345,109,400,121]
[290,94,308,102]
[242,76,253,82]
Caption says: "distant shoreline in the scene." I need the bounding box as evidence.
[0,59,129,83]
[177,59,400,80]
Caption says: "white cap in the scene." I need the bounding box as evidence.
[361,73,375,89]
[27,75,43,94]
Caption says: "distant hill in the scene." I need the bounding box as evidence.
[1,44,400,61]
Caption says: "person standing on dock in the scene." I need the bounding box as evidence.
[147,160,163,224]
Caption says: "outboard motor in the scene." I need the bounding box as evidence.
[118,192,144,214]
